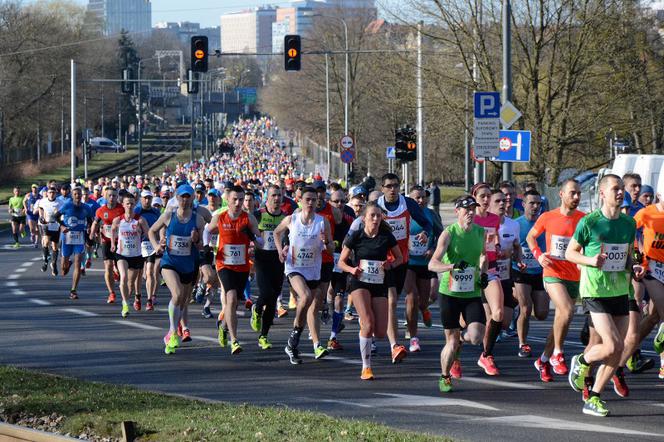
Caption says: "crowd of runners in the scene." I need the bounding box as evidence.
[6,117,664,418]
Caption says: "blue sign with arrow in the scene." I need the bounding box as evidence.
[492,130,532,162]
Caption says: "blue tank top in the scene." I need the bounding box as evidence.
[161,209,197,273]
[26,193,40,217]
[408,208,434,266]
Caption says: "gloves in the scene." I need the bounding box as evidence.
[454,260,469,271]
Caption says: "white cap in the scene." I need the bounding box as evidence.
[141,190,153,198]
[152,197,164,207]
[160,185,171,194]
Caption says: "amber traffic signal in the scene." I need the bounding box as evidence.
[191,36,208,73]
[284,35,301,71]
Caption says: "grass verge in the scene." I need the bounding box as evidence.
[440,186,466,202]
[0,366,450,441]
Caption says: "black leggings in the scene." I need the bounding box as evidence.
[254,257,285,336]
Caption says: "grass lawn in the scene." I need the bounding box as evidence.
[0,365,450,441]
[440,186,466,202]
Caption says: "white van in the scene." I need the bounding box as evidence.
[89,137,125,153]
[633,155,664,189]
[610,154,639,179]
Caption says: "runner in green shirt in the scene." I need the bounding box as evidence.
[8,186,26,248]
[428,195,488,393]
[565,174,642,417]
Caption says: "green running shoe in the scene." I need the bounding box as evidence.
[218,324,228,348]
[568,354,590,392]
[121,303,130,318]
[583,396,609,417]
[314,344,329,360]
[164,332,178,355]
[258,335,272,350]
[625,353,637,372]
[654,323,664,354]
[250,304,261,333]
[231,340,243,355]
[13,242,19,249]
[438,375,452,393]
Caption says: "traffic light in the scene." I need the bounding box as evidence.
[191,36,208,73]
[284,35,301,71]
[395,126,417,162]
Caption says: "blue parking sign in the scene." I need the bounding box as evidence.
[474,92,500,119]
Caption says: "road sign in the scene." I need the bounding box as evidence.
[340,149,354,164]
[500,101,522,129]
[491,130,531,162]
[340,134,355,150]
[386,146,395,159]
[473,92,500,158]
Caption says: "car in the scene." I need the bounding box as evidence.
[89,137,125,153]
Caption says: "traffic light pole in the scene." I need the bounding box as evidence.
[416,21,425,186]
[190,96,195,163]
[501,0,513,182]
[70,59,76,186]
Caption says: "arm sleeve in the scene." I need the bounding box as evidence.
[405,197,432,232]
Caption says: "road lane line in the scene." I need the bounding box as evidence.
[29,299,52,306]
[111,320,159,330]
[61,308,99,317]
[11,289,26,296]
[5,281,17,287]
[20,262,32,268]
[15,268,27,273]
[30,257,41,262]
[7,274,19,280]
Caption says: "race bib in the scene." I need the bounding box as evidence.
[47,222,60,232]
[293,247,315,267]
[262,231,276,251]
[650,260,664,284]
[602,243,628,272]
[449,267,476,292]
[333,252,342,273]
[208,233,219,249]
[386,218,407,241]
[141,240,155,257]
[521,246,539,269]
[409,235,428,256]
[358,259,384,284]
[168,235,191,256]
[223,244,246,265]
[496,259,510,280]
[484,227,497,252]
[550,235,571,260]
[65,231,84,245]
[103,224,113,239]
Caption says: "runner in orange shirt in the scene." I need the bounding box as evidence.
[527,179,585,382]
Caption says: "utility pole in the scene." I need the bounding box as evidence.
[464,85,471,191]
[473,0,485,184]
[416,20,425,186]
[70,60,76,185]
[190,95,195,163]
[101,83,105,138]
[325,53,331,179]
[501,0,513,182]
[138,64,143,175]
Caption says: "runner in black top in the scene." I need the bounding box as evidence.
[339,201,403,380]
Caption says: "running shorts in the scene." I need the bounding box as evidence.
[544,277,580,299]
[386,263,408,294]
[287,272,320,290]
[100,242,116,261]
[513,271,545,291]
[583,294,629,317]
[439,293,485,330]
[348,278,387,298]
[61,242,84,258]
[117,255,144,270]
[218,268,250,296]
[161,265,195,285]
[320,262,334,283]
[331,271,348,296]
[407,264,435,280]
[11,215,26,224]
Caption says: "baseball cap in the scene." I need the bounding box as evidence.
[176,184,194,196]
[640,185,654,195]
[351,186,367,197]
[195,183,205,192]
[141,190,153,198]
[152,197,163,207]
[455,195,480,209]
[207,188,220,197]
[94,184,102,191]
[313,180,326,190]
[224,180,234,189]
[160,185,171,194]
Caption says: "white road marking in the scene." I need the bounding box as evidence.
[301,352,363,365]
[84,268,104,272]
[451,375,545,390]
[7,274,19,280]
[15,267,27,273]
[30,257,41,262]
[61,308,98,317]
[467,414,663,436]
[321,393,498,411]
[111,320,159,330]
[195,335,218,343]
[29,299,52,306]
[11,288,26,296]
[20,261,33,267]
[5,281,17,287]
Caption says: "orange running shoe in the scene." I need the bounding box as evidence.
[245,298,253,309]
[391,344,407,364]
[450,359,463,379]
[277,306,288,318]
[113,270,120,282]
[478,353,500,376]
[422,308,432,328]
[146,299,154,311]
[182,328,192,342]
[133,297,142,311]
[106,292,116,304]
[361,367,374,380]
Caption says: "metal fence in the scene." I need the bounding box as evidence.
[301,136,343,180]
[1,139,69,166]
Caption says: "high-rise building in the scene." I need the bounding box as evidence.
[87,0,152,36]
[220,6,277,53]
[154,22,221,51]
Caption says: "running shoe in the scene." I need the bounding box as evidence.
[438,375,452,393]
[13,242,19,249]
[327,338,343,351]
[285,345,302,364]
[250,304,261,332]
[611,368,629,398]
[654,323,664,354]
[231,340,242,355]
[391,344,407,364]
[258,335,272,350]
[164,332,179,354]
[93,250,98,259]
[85,258,92,269]
[361,367,374,380]
[320,304,330,324]
[194,284,205,304]
[121,303,129,318]
[182,328,192,342]
[245,298,253,310]
[80,268,85,276]
[288,295,297,310]
[20,231,25,238]
[583,376,595,402]
[314,344,329,359]
[568,354,590,392]
[217,325,228,348]
[41,261,48,272]
[632,352,655,373]
[422,308,432,328]
[69,290,78,300]
[550,352,569,375]
[404,330,411,340]
[146,299,154,311]
[106,292,116,304]
[534,358,553,383]
[583,396,609,417]
[112,270,120,281]
[450,359,462,379]
[160,279,166,287]
[409,337,421,353]
[344,311,354,321]
[518,344,532,358]
[277,306,288,318]
[659,366,664,380]
[133,298,141,311]
[626,353,637,372]
[201,306,212,319]
[477,353,499,376]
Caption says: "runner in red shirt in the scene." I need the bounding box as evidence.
[90,187,124,303]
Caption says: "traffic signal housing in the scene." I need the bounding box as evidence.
[191,36,208,73]
[284,35,301,71]
[395,126,417,162]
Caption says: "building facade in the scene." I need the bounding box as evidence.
[154,22,221,51]
[87,0,152,36]
[220,7,277,53]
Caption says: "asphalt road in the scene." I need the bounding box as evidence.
[1,231,664,441]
